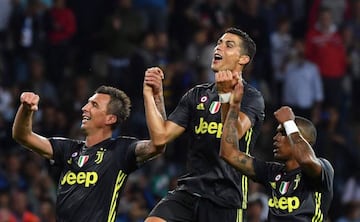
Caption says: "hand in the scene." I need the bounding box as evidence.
[230,81,244,105]
[20,92,39,111]
[144,67,164,96]
[215,70,240,93]
[274,106,295,124]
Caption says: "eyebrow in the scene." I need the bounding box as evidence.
[218,39,239,45]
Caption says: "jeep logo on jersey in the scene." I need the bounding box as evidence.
[195,117,223,138]
[61,171,98,187]
[268,196,300,213]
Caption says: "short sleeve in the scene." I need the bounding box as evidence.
[241,84,265,126]
[49,137,82,167]
[168,89,193,129]
[318,158,334,192]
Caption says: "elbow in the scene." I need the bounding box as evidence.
[219,146,232,162]
[150,131,169,147]
[12,128,22,144]
[156,145,166,157]
[155,143,166,154]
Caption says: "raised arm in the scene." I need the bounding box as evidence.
[12,92,53,159]
[215,71,252,138]
[274,106,322,178]
[220,82,256,177]
[143,67,185,147]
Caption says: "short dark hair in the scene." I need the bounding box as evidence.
[295,116,317,146]
[95,85,131,129]
[225,27,256,70]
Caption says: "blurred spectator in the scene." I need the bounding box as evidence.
[10,189,40,222]
[38,198,56,222]
[335,202,360,222]
[0,149,28,192]
[26,54,58,104]
[101,0,144,90]
[132,0,168,33]
[270,16,292,106]
[185,27,215,82]
[0,86,14,122]
[229,0,271,82]
[305,7,347,110]
[9,0,47,84]
[308,0,350,28]
[191,0,228,30]
[344,0,360,121]
[247,192,268,222]
[282,38,323,123]
[44,0,76,84]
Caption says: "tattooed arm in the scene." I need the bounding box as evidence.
[215,71,252,138]
[135,140,165,164]
[219,83,256,177]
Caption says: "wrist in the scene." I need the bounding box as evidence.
[218,92,231,103]
[283,120,299,135]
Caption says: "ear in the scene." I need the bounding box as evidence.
[106,114,117,125]
[238,55,250,65]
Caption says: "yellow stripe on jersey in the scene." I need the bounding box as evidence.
[241,128,253,209]
[107,170,127,222]
[312,192,324,222]
[236,208,243,222]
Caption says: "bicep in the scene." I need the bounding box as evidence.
[164,120,186,142]
[20,132,53,159]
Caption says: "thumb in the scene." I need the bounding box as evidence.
[30,104,38,111]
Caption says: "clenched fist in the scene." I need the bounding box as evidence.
[20,92,40,111]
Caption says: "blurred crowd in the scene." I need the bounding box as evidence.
[0,0,360,221]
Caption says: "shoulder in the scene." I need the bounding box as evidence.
[112,136,139,145]
[243,80,263,97]
[49,137,83,146]
[318,158,334,173]
[190,82,215,93]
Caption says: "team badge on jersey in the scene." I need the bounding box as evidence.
[279,181,290,194]
[95,149,105,164]
[78,155,89,167]
[209,101,221,114]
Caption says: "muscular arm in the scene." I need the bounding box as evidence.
[134,140,165,164]
[220,103,256,177]
[12,103,53,159]
[288,133,322,178]
[275,106,322,178]
[143,67,185,147]
[220,103,252,139]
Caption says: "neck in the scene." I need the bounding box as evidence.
[285,159,300,171]
[85,131,112,147]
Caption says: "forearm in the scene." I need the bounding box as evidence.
[221,103,246,138]
[220,104,255,176]
[289,133,321,177]
[12,104,34,143]
[144,93,167,146]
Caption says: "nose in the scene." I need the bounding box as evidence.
[273,133,280,141]
[82,103,89,112]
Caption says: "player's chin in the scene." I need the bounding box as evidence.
[211,62,219,71]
